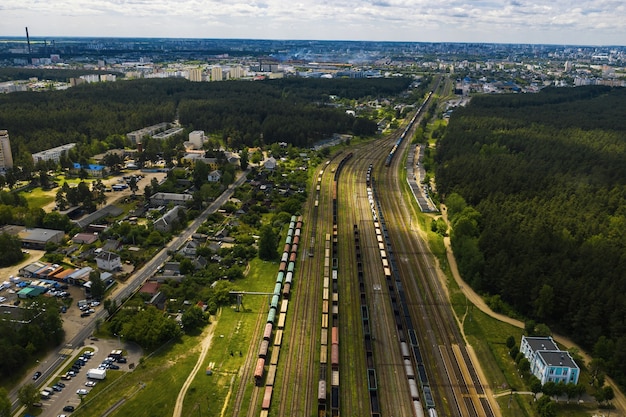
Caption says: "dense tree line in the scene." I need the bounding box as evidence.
[0,298,64,381]
[0,77,410,156]
[436,86,626,387]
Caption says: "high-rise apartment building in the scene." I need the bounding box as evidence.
[188,68,203,82]
[229,66,245,79]
[0,130,14,170]
[211,66,223,81]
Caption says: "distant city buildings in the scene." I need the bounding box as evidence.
[0,130,13,170]
[32,143,77,163]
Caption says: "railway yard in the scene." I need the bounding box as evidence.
[228,79,501,417]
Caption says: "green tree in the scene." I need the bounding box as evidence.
[17,383,39,409]
[42,211,72,232]
[601,385,614,406]
[122,306,182,349]
[518,357,530,374]
[179,258,195,275]
[530,376,542,399]
[92,179,107,206]
[534,323,552,337]
[104,299,118,315]
[89,270,106,301]
[146,230,163,246]
[506,335,516,349]
[128,176,139,196]
[181,306,206,330]
[192,160,209,189]
[258,225,278,261]
[0,233,24,267]
[239,148,249,170]
[536,395,556,417]
[535,284,554,320]
[0,387,11,417]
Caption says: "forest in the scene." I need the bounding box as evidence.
[0,76,412,161]
[436,85,626,387]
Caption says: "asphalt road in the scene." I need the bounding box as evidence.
[9,170,250,413]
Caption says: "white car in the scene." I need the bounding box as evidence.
[76,388,89,395]
[0,297,6,303]
[85,381,97,387]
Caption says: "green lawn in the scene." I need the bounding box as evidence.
[70,258,278,417]
[20,187,55,210]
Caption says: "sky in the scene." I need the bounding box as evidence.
[2,0,626,46]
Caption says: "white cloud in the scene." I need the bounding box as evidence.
[1,0,625,45]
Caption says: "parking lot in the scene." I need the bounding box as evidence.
[35,336,142,417]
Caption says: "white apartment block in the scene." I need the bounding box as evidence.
[0,130,13,170]
[188,130,205,149]
[32,143,77,163]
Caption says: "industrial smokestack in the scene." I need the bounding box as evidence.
[25,27,32,55]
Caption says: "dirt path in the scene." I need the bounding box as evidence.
[440,205,626,414]
[172,311,220,417]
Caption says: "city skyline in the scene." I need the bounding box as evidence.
[2,0,626,47]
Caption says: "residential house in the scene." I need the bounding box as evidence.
[72,232,99,244]
[207,170,222,183]
[263,157,277,171]
[95,251,122,271]
[178,240,198,258]
[154,206,183,233]
[150,192,193,207]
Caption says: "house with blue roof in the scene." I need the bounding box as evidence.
[72,162,108,178]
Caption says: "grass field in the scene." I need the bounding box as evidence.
[68,258,278,417]
[20,187,55,210]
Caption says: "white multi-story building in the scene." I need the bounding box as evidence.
[520,336,580,385]
[188,130,205,149]
[0,130,13,170]
[95,251,122,272]
[32,143,77,163]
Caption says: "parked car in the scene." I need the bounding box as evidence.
[32,371,42,380]
[57,382,65,388]
[76,388,89,395]
[117,357,127,363]
[85,381,97,387]
[109,364,120,370]
[63,405,75,412]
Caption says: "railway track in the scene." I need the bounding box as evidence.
[275,158,337,417]
[231,300,265,417]
[375,79,497,417]
[237,76,498,417]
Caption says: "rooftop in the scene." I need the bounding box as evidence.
[523,336,560,352]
